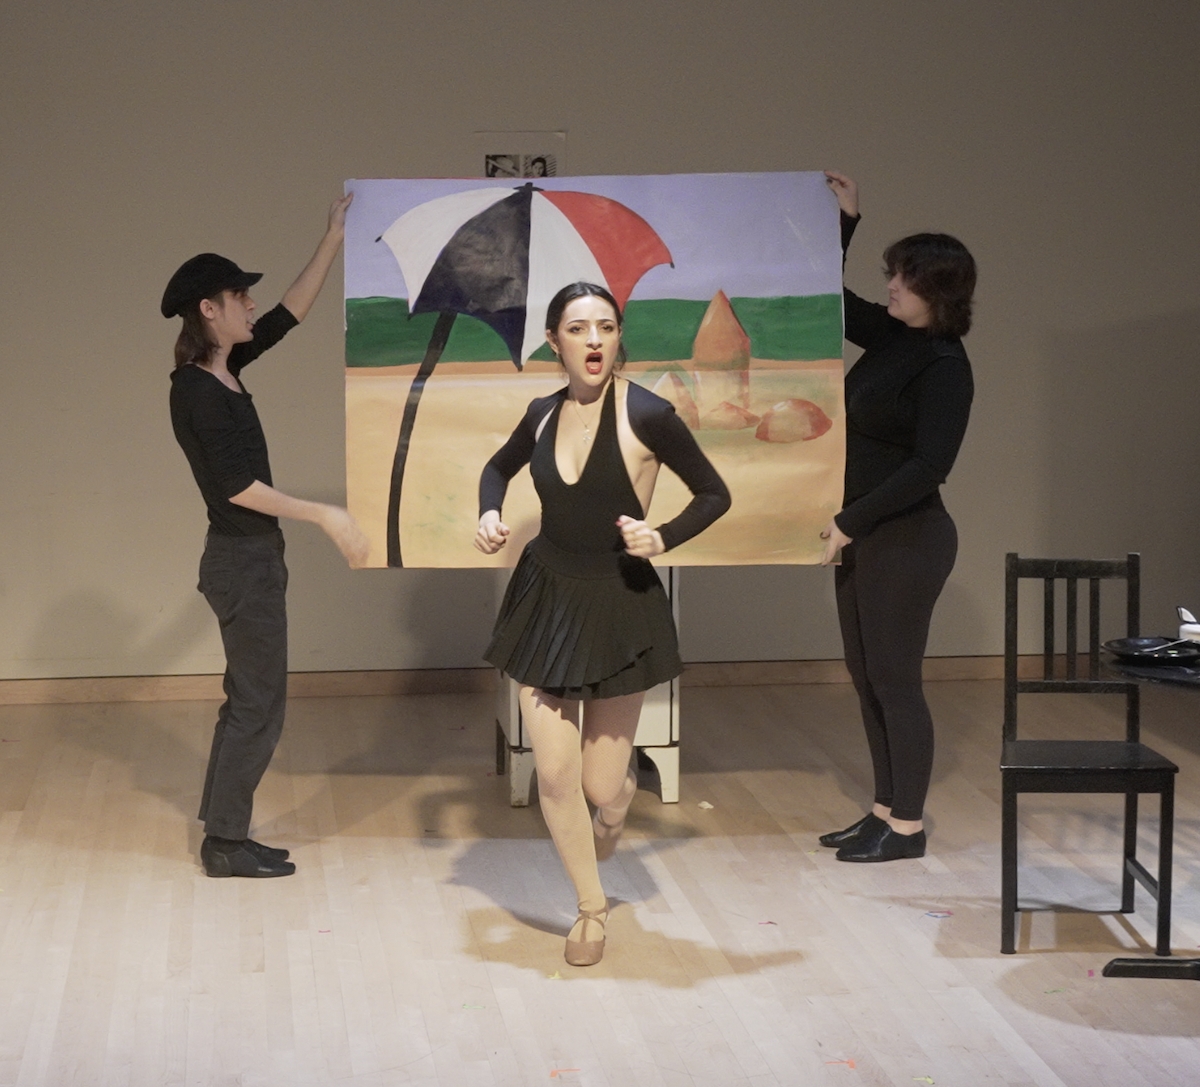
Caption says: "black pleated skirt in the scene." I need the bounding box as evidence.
[485,536,682,700]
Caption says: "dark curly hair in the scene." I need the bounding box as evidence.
[883,233,976,339]
[544,281,627,366]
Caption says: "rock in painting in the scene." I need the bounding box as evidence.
[754,399,833,442]
[700,401,761,430]
[651,371,701,429]
[692,291,751,411]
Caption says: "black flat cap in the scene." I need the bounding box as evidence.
[161,253,262,317]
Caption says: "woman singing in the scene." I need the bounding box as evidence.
[819,172,976,862]
[475,282,730,965]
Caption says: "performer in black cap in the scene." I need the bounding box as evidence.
[164,194,368,878]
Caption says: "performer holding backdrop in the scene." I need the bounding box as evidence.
[164,196,369,879]
[476,282,730,965]
[819,172,976,863]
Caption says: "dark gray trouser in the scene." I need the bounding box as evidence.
[196,530,288,839]
[835,504,957,823]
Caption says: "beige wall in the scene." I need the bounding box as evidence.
[2,1,1197,679]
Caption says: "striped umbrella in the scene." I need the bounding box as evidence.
[380,182,673,368]
[376,182,673,565]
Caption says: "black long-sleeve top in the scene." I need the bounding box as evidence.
[834,214,973,540]
[169,303,299,536]
[480,380,730,552]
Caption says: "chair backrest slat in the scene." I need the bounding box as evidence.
[1065,578,1078,679]
[1004,553,1140,744]
[1017,558,1131,579]
[1043,578,1055,678]
[1004,553,1019,733]
[1128,553,1141,639]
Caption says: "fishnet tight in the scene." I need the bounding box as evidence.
[520,686,642,924]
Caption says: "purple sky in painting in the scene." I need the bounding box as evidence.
[343,172,842,302]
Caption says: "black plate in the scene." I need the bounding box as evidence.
[1102,637,1200,664]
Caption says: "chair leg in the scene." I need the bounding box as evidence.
[1001,779,1018,954]
[1121,791,1137,913]
[1156,783,1174,957]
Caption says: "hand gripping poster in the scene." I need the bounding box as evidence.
[343,172,845,568]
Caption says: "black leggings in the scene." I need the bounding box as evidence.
[834,504,957,822]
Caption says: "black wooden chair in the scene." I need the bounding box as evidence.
[1001,553,1177,956]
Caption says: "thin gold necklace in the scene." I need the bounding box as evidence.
[569,383,607,444]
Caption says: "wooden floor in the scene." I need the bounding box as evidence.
[0,680,1198,1086]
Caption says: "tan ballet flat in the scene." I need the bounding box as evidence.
[564,907,608,967]
[592,810,626,861]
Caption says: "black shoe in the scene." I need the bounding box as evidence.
[818,812,887,848]
[201,836,296,878]
[245,839,290,862]
[836,824,926,863]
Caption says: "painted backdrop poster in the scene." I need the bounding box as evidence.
[344,172,845,568]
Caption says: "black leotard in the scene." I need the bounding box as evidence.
[480,380,729,551]
[482,378,728,700]
[532,381,644,555]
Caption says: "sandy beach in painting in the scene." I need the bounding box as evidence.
[346,358,844,569]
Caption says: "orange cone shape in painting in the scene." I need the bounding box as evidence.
[692,290,751,368]
[692,290,751,416]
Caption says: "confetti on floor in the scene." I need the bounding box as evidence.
[825,1059,857,1069]
[914,1078,935,1085]
[549,1070,581,1079]
[462,1004,485,1010]
[758,920,777,926]
[547,971,564,980]
[698,801,714,810]
[925,911,952,919]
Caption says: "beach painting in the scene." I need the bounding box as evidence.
[344,172,845,568]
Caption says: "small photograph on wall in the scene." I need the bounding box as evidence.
[343,171,846,569]
[476,130,566,180]
[484,153,557,178]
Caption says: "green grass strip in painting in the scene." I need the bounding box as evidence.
[732,295,844,361]
[345,297,514,367]
[345,294,843,367]
[618,299,709,362]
